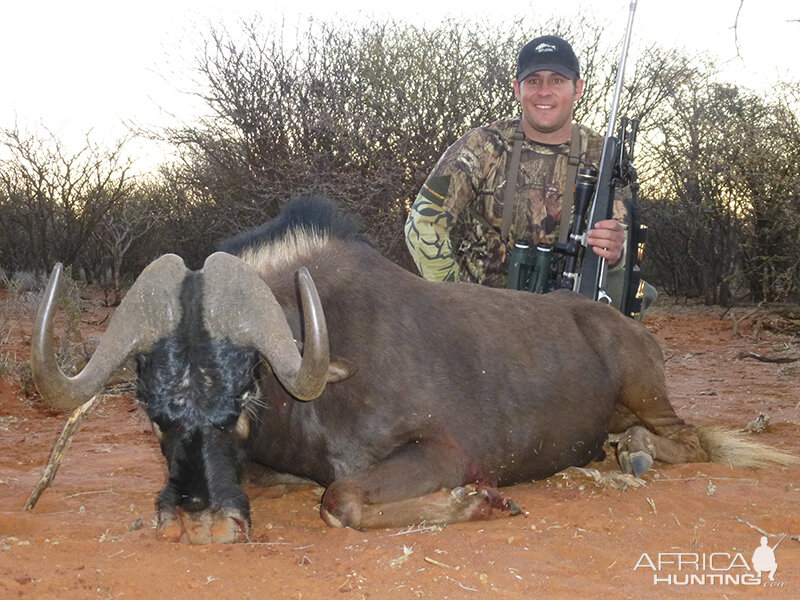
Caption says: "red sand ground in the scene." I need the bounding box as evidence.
[1,292,798,599]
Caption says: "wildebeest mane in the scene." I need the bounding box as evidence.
[217,196,372,257]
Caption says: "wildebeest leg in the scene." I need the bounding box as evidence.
[612,379,708,477]
[320,441,519,529]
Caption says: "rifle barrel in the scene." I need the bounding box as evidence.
[606,1,639,138]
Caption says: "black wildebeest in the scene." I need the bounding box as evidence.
[31,197,795,543]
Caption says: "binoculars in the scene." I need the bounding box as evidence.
[507,166,600,294]
[506,241,552,293]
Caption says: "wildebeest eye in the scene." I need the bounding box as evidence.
[213,411,240,432]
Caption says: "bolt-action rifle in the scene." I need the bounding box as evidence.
[563,0,647,317]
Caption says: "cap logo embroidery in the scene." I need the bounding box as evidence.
[534,43,557,53]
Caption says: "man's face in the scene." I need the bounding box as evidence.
[513,70,584,144]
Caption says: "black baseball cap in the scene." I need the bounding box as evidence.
[516,35,580,81]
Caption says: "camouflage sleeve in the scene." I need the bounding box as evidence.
[405,186,459,282]
[405,129,489,282]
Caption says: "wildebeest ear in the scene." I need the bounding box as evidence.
[327,357,358,383]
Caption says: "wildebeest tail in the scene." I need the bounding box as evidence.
[696,426,799,468]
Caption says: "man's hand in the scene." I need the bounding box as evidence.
[586,219,625,266]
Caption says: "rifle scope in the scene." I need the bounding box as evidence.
[556,167,598,289]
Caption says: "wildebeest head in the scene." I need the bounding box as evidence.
[31,252,330,542]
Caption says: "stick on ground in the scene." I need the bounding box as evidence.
[738,351,799,364]
[23,394,104,511]
[732,515,800,542]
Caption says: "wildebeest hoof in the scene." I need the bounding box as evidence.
[158,508,250,544]
[505,499,523,516]
[616,426,657,477]
[320,482,364,529]
[619,450,654,477]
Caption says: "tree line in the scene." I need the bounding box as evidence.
[1,16,798,305]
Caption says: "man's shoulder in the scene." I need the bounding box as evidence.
[575,121,603,143]
[443,117,519,159]
[574,121,604,164]
[457,117,519,144]
[481,117,520,141]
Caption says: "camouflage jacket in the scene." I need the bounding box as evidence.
[405,116,628,287]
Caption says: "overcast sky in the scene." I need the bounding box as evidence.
[2,0,797,170]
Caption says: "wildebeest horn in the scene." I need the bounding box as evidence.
[201,252,329,401]
[31,254,188,410]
